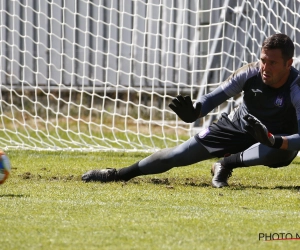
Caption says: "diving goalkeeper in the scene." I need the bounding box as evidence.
[82,33,300,188]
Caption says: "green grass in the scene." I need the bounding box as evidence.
[1,150,300,250]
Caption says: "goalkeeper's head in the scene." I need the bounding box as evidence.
[260,34,294,88]
[262,33,294,63]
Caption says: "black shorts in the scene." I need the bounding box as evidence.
[195,113,257,157]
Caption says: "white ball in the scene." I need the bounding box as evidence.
[0,150,11,184]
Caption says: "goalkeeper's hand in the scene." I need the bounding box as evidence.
[243,114,282,148]
[168,95,201,123]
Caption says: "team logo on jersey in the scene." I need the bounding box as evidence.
[274,95,284,107]
[251,89,262,96]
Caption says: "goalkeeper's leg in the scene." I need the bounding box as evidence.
[82,137,214,182]
[211,142,298,187]
[240,142,298,168]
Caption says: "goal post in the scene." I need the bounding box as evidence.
[0,0,300,152]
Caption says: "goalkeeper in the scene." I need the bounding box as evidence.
[82,33,300,188]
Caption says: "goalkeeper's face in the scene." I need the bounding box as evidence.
[260,48,293,88]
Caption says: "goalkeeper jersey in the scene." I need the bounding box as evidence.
[220,61,300,134]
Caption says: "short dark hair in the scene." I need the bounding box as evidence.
[262,34,294,62]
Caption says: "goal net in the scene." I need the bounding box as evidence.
[0,0,300,152]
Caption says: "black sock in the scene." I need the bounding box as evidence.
[219,153,245,169]
[117,162,142,181]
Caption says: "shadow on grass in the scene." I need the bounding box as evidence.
[18,172,81,181]
[130,177,300,191]
[130,177,212,188]
[16,172,300,191]
[230,184,300,190]
[0,194,27,198]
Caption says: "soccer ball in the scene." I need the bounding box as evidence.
[0,150,11,184]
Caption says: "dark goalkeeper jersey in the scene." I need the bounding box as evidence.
[221,61,300,134]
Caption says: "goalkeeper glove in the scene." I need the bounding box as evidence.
[243,114,283,148]
[168,95,201,123]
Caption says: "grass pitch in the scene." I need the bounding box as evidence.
[1,150,300,250]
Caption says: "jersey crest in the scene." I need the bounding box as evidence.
[274,95,284,107]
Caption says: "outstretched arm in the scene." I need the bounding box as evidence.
[169,63,254,122]
[196,86,230,118]
[168,86,230,123]
[196,63,254,117]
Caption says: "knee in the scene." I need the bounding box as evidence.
[266,150,297,168]
[159,147,186,167]
[154,148,178,167]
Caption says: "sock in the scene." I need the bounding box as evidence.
[219,153,245,169]
[117,162,142,181]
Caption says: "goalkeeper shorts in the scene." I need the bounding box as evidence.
[195,112,258,158]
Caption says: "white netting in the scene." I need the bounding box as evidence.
[0,0,300,152]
